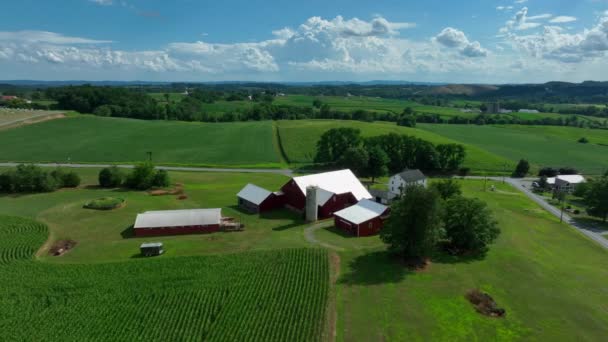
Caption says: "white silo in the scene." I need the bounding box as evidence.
[306,185,318,222]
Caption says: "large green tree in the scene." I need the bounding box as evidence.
[513,159,530,178]
[430,179,462,200]
[364,145,389,182]
[584,176,608,222]
[380,186,443,259]
[436,144,466,171]
[443,196,500,254]
[338,147,369,176]
[314,128,362,163]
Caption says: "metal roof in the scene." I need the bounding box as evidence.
[237,183,273,205]
[140,242,163,248]
[134,209,222,229]
[556,175,585,184]
[395,169,426,182]
[316,188,335,206]
[292,169,372,201]
[334,199,388,225]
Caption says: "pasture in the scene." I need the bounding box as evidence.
[0,170,304,263]
[0,115,282,168]
[419,124,608,174]
[276,120,513,172]
[0,216,329,341]
[314,180,608,341]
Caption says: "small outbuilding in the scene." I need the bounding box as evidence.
[140,242,164,256]
[236,183,284,213]
[133,209,222,237]
[333,199,390,237]
[555,175,586,193]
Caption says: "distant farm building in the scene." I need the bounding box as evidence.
[554,175,586,193]
[133,209,222,237]
[140,242,164,256]
[238,169,373,221]
[280,169,372,220]
[369,169,428,204]
[237,183,284,213]
[334,199,390,237]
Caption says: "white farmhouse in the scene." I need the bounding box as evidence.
[389,169,427,198]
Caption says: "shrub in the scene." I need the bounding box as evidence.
[98,166,124,188]
[430,179,462,200]
[578,137,589,144]
[152,169,170,188]
[84,197,125,210]
[61,171,81,188]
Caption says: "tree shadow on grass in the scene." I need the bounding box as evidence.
[261,209,304,231]
[338,250,413,285]
[431,244,487,265]
[572,217,608,233]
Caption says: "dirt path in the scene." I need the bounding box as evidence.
[304,221,345,251]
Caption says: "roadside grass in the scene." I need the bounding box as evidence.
[323,179,608,341]
[0,115,282,168]
[0,169,307,263]
[276,120,513,172]
[419,124,608,174]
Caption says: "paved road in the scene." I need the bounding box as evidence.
[467,176,608,250]
[0,162,294,176]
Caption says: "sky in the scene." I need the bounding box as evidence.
[1,0,608,83]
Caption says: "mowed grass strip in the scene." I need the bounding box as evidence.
[419,124,608,173]
[333,180,608,341]
[0,115,281,167]
[0,217,329,341]
[277,120,512,172]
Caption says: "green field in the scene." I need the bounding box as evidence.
[0,216,329,340]
[319,180,608,341]
[0,108,64,126]
[419,124,608,174]
[276,120,513,172]
[0,170,305,263]
[0,115,282,168]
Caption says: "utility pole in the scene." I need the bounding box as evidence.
[146,151,152,162]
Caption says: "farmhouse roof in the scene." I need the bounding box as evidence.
[396,169,426,182]
[237,184,273,205]
[334,199,388,225]
[134,209,221,229]
[556,175,585,184]
[292,169,372,201]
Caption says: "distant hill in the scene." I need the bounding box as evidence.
[420,84,499,96]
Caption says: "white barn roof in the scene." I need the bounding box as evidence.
[292,169,372,201]
[334,199,388,225]
[237,183,273,205]
[316,188,335,206]
[556,175,585,184]
[134,209,221,229]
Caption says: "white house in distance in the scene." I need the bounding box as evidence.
[550,175,586,193]
[389,169,427,197]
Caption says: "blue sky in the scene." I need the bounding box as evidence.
[1,0,608,83]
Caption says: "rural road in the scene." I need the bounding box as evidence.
[466,176,608,250]
[0,162,294,176]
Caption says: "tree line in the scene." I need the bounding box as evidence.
[314,128,467,178]
[0,164,80,193]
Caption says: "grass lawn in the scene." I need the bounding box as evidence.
[0,115,282,168]
[419,124,608,174]
[0,169,307,263]
[277,120,513,172]
[315,179,608,341]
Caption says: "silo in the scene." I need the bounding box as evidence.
[306,185,318,222]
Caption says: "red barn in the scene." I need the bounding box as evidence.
[280,169,372,219]
[334,199,390,237]
[133,209,222,237]
[237,183,285,213]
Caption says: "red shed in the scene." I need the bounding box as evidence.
[280,169,372,219]
[334,199,390,237]
[133,209,222,237]
[237,183,284,213]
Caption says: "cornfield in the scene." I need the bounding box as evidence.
[0,215,330,341]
